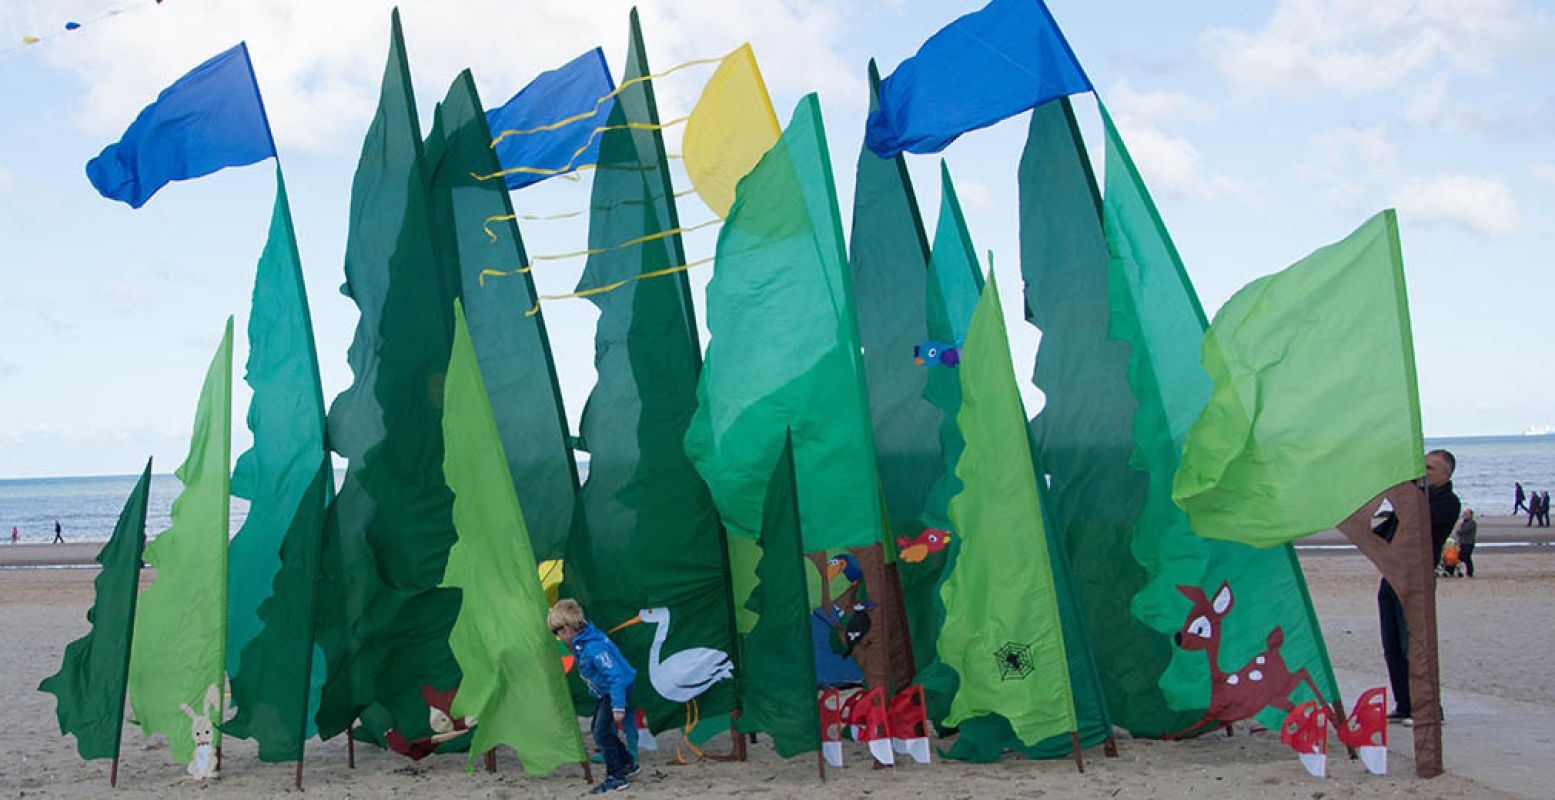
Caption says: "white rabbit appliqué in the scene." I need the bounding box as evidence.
[179,684,222,779]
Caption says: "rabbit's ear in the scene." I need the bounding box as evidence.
[180,703,197,721]
[203,684,221,716]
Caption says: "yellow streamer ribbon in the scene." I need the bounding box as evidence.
[489,51,736,147]
[478,219,721,285]
[482,188,701,240]
[520,256,716,316]
[472,116,689,184]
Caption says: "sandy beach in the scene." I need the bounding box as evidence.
[4,529,1550,799]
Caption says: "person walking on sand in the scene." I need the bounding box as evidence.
[1455,510,1477,578]
[1542,492,1552,528]
[51,520,64,544]
[1528,492,1540,527]
[1515,482,1527,515]
[10,526,17,545]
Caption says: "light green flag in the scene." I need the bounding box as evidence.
[685,93,882,552]
[1174,210,1424,545]
[442,300,586,774]
[129,319,232,764]
[938,270,1076,748]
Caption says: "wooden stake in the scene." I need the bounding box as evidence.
[580,758,593,785]
[347,723,355,769]
[294,759,304,791]
[216,744,223,772]
[1103,737,1118,758]
[817,748,826,783]
[1069,731,1085,774]
[484,750,497,773]
[110,756,120,787]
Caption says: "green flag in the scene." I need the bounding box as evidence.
[1096,101,1339,733]
[1174,210,1423,544]
[685,92,882,553]
[224,167,333,761]
[40,460,152,761]
[442,301,587,774]
[314,9,462,742]
[562,10,737,736]
[735,433,821,758]
[912,162,983,724]
[129,319,233,764]
[425,69,580,563]
[850,60,938,544]
[938,270,1076,748]
[1018,97,1174,738]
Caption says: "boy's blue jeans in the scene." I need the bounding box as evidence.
[591,696,636,780]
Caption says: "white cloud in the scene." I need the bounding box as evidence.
[1403,73,1448,125]
[952,176,995,212]
[1104,89,1255,204]
[1108,80,1215,127]
[95,281,149,314]
[1389,174,1520,236]
[18,0,859,156]
[1303,125,1396,206]
[1202,0,1553,96]
[1533,163,1555,184]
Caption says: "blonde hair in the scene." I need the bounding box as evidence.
[547,598,586,634]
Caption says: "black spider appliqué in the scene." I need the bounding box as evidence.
[995,642,1033,680]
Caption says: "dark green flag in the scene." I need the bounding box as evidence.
[424,69,580,563]
[314,9,461,743]
[562,9,738,738]
[40,460,152,760]
[224,168,333,762]
[735,434,820,758]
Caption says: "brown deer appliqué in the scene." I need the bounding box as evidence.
[1164,581,1326,740]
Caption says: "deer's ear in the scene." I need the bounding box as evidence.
[1212,582,1233,614]
[1176,584,1206,604]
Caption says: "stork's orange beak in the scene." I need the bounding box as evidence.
[826,564,842,582]
[913,357,925,365]
[607,616,642,635]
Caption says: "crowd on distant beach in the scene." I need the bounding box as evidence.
[1513,482,1550,527]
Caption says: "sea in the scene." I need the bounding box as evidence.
[0,438,1549,545]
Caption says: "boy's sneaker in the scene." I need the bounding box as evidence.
[591,776,629,794]
[623,763,642,779]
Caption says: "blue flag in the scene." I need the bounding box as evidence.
[86,43,276,208]
[865,0,1091,159]
[487,48,615,190]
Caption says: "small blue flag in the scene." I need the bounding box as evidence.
[865,0,1091,159]
[486,48,615,190]
[86,43,276,208]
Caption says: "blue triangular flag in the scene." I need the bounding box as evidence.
[486,47,615,190]
[866,0,1091,158]
[86,42,276,208]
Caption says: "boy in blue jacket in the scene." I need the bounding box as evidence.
[549,598,639,793]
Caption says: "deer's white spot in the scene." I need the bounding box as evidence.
[1225,675,1240,686]
[1249,670,1264,682]
[1187,616,1212,639]
[1256,656,1266,665]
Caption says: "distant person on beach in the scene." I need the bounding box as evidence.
[1515,482,1528,515]
[1528,492,1540,527]
[1376,448,1459,724]
[10,526,16,545]
[51,520,63,544]
[1542,492,1552,528]
[1454,510,1477,578]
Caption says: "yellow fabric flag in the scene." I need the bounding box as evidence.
[683,44,781,218]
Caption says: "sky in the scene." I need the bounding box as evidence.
[0,0,1551,479]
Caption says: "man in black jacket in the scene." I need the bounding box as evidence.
[1377,448,1460,723]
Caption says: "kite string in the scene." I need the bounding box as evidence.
[478,218,721,286]
[489,50,735,147]
[472,116,688,183]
